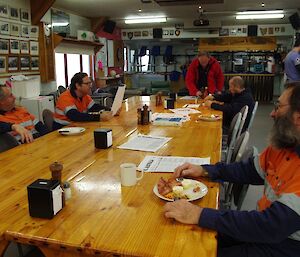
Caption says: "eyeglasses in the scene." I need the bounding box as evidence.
[273,101,289,111]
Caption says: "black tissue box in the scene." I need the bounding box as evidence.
[94,128,112,149]
[27,179,63,219]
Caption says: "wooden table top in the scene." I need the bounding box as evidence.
[0,96,222,257]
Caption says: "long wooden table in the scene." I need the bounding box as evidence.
[0,96,222,257]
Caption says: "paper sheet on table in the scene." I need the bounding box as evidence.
[138,155,210,172]
[117,134,172,152]
[111,85,126,115]
[169,108,201,116]
[151,112,190,121]
[180,96,198,100]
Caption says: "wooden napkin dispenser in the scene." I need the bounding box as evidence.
[94,128,112,149]
[27,179,63,219]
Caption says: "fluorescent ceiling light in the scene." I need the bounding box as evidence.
[52,22,69,27]
[236,10,283,15]
[236,14,284,19]
[125,17,167,24]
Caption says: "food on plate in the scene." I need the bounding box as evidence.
[181,179,192,189]
[157,177,181,197]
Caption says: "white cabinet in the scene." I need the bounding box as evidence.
[20,96,55,122]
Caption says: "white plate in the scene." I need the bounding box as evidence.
[58,127,86,135]
[198,114,221,121]
[153,179,208,202]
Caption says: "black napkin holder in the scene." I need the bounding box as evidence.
[94,128,112,149]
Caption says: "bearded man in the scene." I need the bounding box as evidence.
[164,82,300,257]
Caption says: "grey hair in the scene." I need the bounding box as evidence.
[230,76,245,89]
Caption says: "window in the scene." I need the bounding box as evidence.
[141,49,150,72]
[55,53,93,89]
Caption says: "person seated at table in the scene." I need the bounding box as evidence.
[204,76,255,131]
[164,82,300,257]
[0,85,49,143]
[53,72,116,130]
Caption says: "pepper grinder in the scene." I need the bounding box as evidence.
[49,161,65,206]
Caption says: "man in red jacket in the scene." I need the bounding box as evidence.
[185,51,224,96]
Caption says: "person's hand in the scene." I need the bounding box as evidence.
[11,124,33,143]
[216,91,222,95]
[204,94,214,101]
[204,100,212,107]
[100,111,113,121]
[164,199,203,224]
[173,162,206,179]
[196,91,202,97]
[115,106,122,116]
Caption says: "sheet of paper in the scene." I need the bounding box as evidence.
[180,96,197,100]
[118,134,172,152]
[151,112,190,121]
[169,108,201,116]
[138,155,211,172]
[111,85,126,116]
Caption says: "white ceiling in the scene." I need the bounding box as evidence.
[53,0,300,29]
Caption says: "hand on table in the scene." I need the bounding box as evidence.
[204,94,214,101]
[172,162,206,179]
[12,124,33,143]
[204,100,213,108]
[164,199,203,224]
[196,91,202,97]
[100,111,113,121]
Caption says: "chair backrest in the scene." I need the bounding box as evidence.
[247,101,258,131]
[42,109,54,132]
[231,131,250,163]
[236,105,249,139]
[0,133,19,153]
[226,112,242,163]
[58,85,67,95]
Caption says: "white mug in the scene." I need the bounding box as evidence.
[120,163,143,186]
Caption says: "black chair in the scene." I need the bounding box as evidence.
[42,109,54,132]
[0,133,19,153]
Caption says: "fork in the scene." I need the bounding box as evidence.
[175,177,184,182]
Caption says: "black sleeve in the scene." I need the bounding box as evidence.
[0,121,13,133]
[89,103,110,112]
[35,121,49,136]
[66,109,100,122]
[213,92,232,103]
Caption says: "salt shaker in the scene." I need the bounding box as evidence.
[63,182,72,200]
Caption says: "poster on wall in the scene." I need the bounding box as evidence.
[0,2,8,18]
[20,55,30,70]
[30,41,38,55]
[21,25,29,37]
[9,6,19,20]
[10,23,20,37]
[30,56,39,71]
[0,55,6,73]
[8,56,19,71]
[20,9,30,23]
[20,41,29,54]
[10,39,20,54]
[0,21,9,35]
[0,39,9,54]
[30,26,39,38]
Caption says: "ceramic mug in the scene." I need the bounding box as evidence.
[120,163,143,186]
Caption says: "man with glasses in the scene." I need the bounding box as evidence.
[53,72,114,130]
[164,82,300,257]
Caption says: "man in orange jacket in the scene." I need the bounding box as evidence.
[0,85,49,143]
[185,51,224,96]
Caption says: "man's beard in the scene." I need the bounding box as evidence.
[269,113,300,149]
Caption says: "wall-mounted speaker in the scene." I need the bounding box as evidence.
[248,25,258,36]
[103,20,116,34]
[153,28,163,38]
[289,12,300,30]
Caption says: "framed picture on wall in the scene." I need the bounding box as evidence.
[0,3,8,18]
[20,55,30,70]
[0,21,10,35]
[21,25,29,37]
[30,26,39,38]
[10,23,20,37]
[20,9,30,23]
[8,56,19,71]
[9,6,19,20]
[0,39,9,54]
[30,41,38,55]
[10,40,20,54]
[30,56,39,71]
[0,55,6,73]
[20,41,29,54]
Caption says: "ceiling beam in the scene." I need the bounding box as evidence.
[91,17,108,34]
[30,0,55,25]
